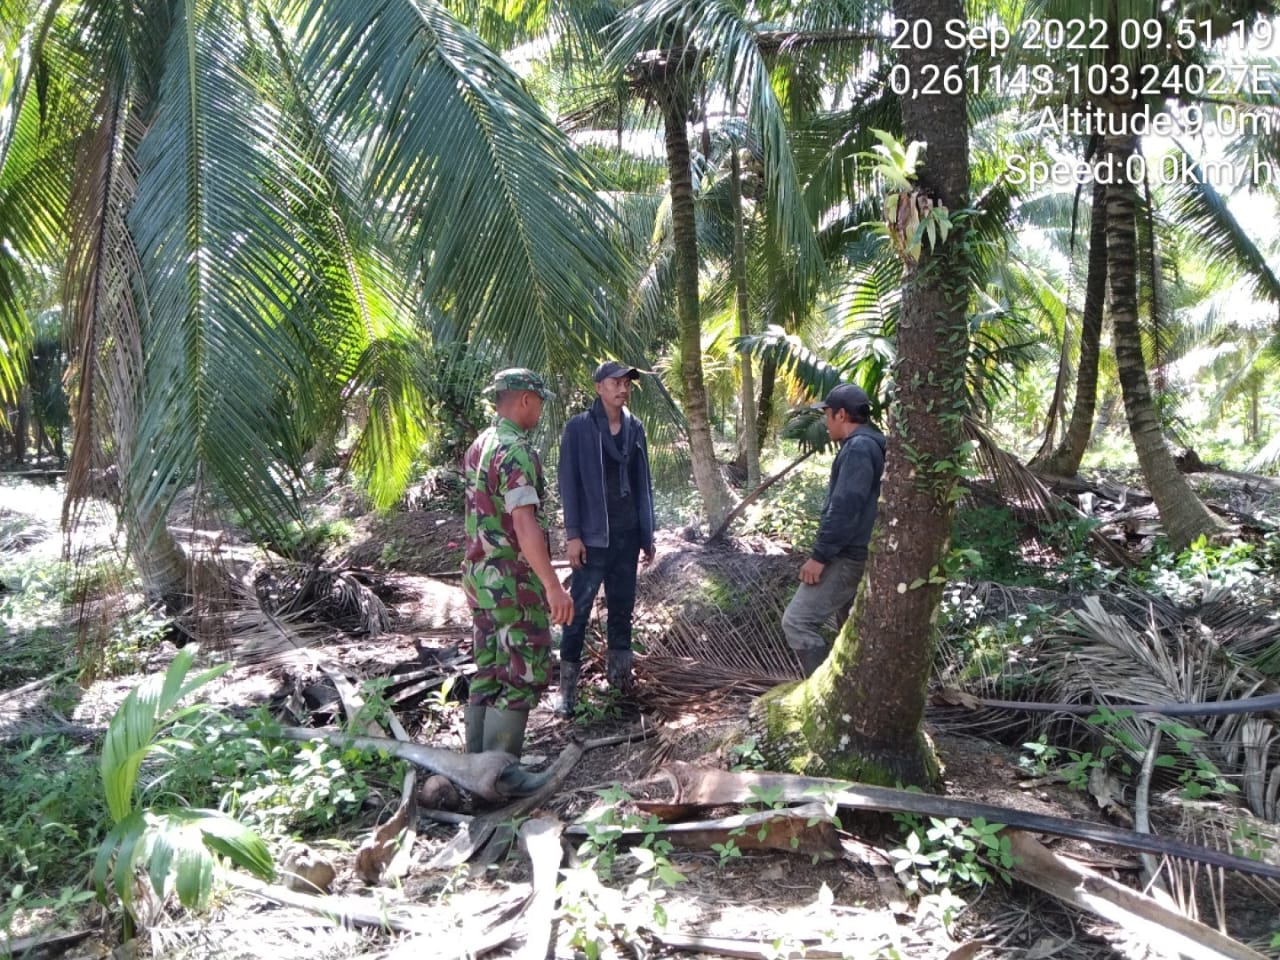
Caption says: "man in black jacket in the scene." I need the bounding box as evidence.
[555,360,656,716]
[783,383,886,676]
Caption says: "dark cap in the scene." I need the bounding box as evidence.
[813,383,871,415]
[483,367,553,400]
[593,360,641,383]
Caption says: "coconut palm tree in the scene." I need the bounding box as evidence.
[1030,179,1109,476]
[598,0,891,527]
[754,0,972,788]
[1,0,628,603]
[1008,0,1280,546]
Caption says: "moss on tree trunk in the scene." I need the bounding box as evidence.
[749,615,941,789]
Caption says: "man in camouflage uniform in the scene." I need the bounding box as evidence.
[463,368,573,767]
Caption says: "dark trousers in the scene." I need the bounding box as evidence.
[559,529,641,663]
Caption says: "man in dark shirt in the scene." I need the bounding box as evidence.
[555,361,656,716]
[783,383,886,676]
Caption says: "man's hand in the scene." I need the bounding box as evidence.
[546,583,574,625]
[566,537,586,569]
[799,557,826,585]
[641,545,655,566]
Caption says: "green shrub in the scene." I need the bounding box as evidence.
[740,474,824,546]
[950,506,1032,583]
[0,736,105,893]
[146,707,406,838]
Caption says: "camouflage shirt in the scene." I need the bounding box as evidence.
[463,415,549,581]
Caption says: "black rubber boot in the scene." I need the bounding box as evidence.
[464,703,486,754]
[483,707,552,797]
[482,706,530,757]
[796,645,829,677]
[606,647,633,690]
[554,660,581,718]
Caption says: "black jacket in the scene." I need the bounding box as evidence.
[811,425,886,563]
[558,399,655,552]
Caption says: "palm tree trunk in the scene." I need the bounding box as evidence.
[1033,181,1107,477]
[1103,131,1226,550]
[12,391,28,462]
[755,354,777,454]
[755,0,970,789]
[1249,379,1259,446]
[658,77,733,529]
[730,143,760,490]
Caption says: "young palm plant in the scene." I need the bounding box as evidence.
[93,648,273,936]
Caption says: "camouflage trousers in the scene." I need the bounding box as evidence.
[464,564,552,711]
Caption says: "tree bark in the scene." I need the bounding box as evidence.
[1102,130,1227,551]
[753,0,971,790]
[754,353,777,454]
[11,389,28,462]
[729,143,760,491]
[1033,180,1107,477]
[658,76,734,530]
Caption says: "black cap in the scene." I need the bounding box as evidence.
[593,360,641,383]
[813,383,871,415]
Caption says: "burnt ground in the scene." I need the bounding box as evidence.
[5,474,1280,959]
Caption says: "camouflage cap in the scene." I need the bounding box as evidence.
[483,367,553,400]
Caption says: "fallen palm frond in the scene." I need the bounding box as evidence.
[1004,593,1280,823]
[566,801,841,860]
[275,726,519,802]
[270,564,391,637]
[516,816,563,960]
[1005,831,1268,960]
[635,656,786,722]
[938,571,1280,800]
[635,542,800,684]
[963,417,1133,569]
[427,741,585,869]
[638,763,1280,882]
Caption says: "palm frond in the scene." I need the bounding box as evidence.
[605,0,821,287]
[296,0,628,374]
[64,84,144,530]
[972,585,1280,822]
[0,13,72,403]
[346,333,432,511]
[737,323,844,400]
[259,7,434,509]
[1165,140,1280,314]
[128,0,331,540]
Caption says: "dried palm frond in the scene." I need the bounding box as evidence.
[268,564,392,637]
[0,514,49,554]
[635,656,781,723]
[961,588,1280,822]
[636,541,800,680]
[963,417,1132,569]
[1164,800,1280,926]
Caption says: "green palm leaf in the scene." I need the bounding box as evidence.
[605,0,820,285]
[94,649,272,919]
[0,18,72,403]
[1165,140,1280,311]
[259,8,434,510]
[295,0,628,373]
[127,0,322,537]
[95,808,273,914]
[99,647,229,822]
